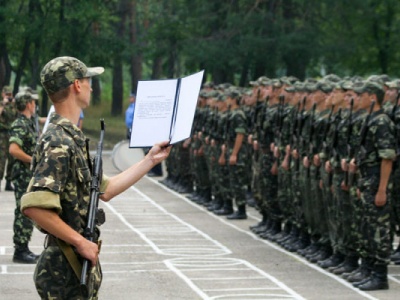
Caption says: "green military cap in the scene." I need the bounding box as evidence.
[304,77,318,84]
[378,74,391,83]
[384,80,400,89]
[366,75,383,84]
[351,75,363,82]
[199,90,208,98]
[353,80,384,95]
[40,56,104,94]
[202,81,214,89]
[285,86,296,93]
[281,76,298,86]
[271,79,282,88]
[293,81,306,92]
[2,85,12,94]
[217,92,226,101]
[15,91,34,111]
[323,74,341,83]
[315,80,334,93]
[24,87,39,100]
[225,88,241,99]
[304,82,317,93]
[336,80,353,91]
[204,90,220,99]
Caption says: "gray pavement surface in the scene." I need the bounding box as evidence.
[1,151,400,299]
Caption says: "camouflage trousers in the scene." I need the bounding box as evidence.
[390,165,400,235]
[308,166,329,243]
[0,131,13,181]
[35,245,102,300]
[250,151,262,206]
[277,161,293,223]
[290,160,305,229]
[358,172,392,264]
[13,173,34,246]
[227,146,248,207]
[259,150,278,218]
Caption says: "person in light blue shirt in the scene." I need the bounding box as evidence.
[125,92,135,139]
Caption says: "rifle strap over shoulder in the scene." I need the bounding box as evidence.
[56,238,82,281]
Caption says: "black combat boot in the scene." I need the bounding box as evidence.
[331,255,359,275]
[390,242,400,263]
[250,213,267,231]
[13,245,39,264]
[5,180,14,191]
[270,221,291,242]
[260,220,281,240]
[318,252,345,269]
[214,199,234,216]
[358,263,389,291]
[227,205,247,220]
[346,258,371,283]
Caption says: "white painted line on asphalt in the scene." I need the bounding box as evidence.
[0,247,5,255]
[149,177,381,300]
[1,265,6,274]
[389,275,400,284]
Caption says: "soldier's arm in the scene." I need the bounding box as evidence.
[9,143,31,163]
[375,159,392,207]
[23,207,99,265]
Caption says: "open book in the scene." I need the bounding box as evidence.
[129,70,204,148]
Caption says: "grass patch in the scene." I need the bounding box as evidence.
[82,101,128,150]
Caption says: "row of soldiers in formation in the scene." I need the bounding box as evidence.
[160,73,400,291]
[1,86,43,264]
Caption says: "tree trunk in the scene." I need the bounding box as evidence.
[151,56,163,79]
[128,0,142,93]
[91,77,101,105]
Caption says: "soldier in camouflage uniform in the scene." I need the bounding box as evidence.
[20,56,171,299]
[0,85,17,191]
[8,91,40,264]
[350,81,395,291]
[219,88,248,219]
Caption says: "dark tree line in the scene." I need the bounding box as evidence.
[1,0,400,115]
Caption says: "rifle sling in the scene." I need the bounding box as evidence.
[56,237,82,281]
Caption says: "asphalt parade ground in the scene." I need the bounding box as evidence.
[1,148,400,299]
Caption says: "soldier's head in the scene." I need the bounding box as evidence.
[383,80,400,104]
[40,56,104,105]
[353,81,384,109]
[225,88,241,106]
[15,91,36,113]
[2,85,13,100]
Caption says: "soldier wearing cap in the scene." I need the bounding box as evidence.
[20,56,171,299]
[0,85,17,191]
[9,91,40,264]
[349,81,395,290]
[216,88,248,219]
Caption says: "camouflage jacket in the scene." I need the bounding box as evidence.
[356,109,396,168]
[226,107,247,143]
[21,113,109,235]
[9,113,38,179]
[0,101,17,131]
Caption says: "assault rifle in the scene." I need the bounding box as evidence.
[354,101,376,166]
[81,119,106,295]
[344,98,354,186]
[306,103,317,178]
[293,97,307,172]
[328,108,342,186]
[315,104,335,180]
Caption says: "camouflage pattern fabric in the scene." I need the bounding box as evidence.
[9,114,37,246]
[356,110,396,264]
[226,107,248,207]
[40,56,104,94]
[0,100,17,181]
[21,113,109,299]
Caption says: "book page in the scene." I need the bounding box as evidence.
[170,70,204,144]
[129,79,178,147]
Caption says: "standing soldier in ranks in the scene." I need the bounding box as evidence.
[325,82,360,276]
[217,88,248,219]
[385,80,400,265]
[317,82,346,268]
[0,85,17,191]
[186,89,207,199]
[9,91,41,263]
[304,80,335,263]
[248,77,270,231]
[271,83,297,242]
[207,92,228,212]
[278,82,307,248]
[349,81,395,291]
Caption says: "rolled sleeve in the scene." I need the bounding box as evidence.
[21,190,62,214]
